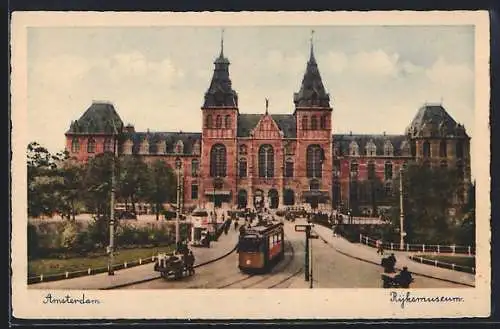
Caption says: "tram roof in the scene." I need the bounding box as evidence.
[243,222,283,235]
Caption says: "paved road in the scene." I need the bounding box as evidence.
[123,220,306,289]
[121,220,464,289]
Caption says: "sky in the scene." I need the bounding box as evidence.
[27,25,475,168]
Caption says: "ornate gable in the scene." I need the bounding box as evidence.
[251,115,283,139]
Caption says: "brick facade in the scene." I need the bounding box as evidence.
[64,41,471,213]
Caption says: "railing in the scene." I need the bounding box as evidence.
[28,254,159,285]
[408,254,475,274]
[359,234,476,255]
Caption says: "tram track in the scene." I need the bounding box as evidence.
[217,233,304,289]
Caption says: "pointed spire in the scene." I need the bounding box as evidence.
[202,29,238,109]
[293,30,330,109]
[265,98,269,115]
[220,28,225,58]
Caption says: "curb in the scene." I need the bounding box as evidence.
[314,231,475,288]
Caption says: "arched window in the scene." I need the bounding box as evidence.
[225,115,231,129]
[191,159,199,177]
[210,144,226,177]
[367,161,376,180]
[310,179,320,191]
[258,145,274,178]
[191,183,198,200]
[71,138,80,153]
[456,140,464,158]
[285,157,294,178]
[307,145,323,178]
[302,116,308,130]
[216,115,222,128]
[87,137,96,153]
[239,144,247,155]
[239,158,247,178]
[384,161,393,180]
[439,140,447,157]
[206,114,212,128]
[423,140,431,157]
[311,116,318,130]
[104,138,113,153]
[320,115,327,129]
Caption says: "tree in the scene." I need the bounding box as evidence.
[27,142,61,217]
[81,153,114,220]
[389,163,462,244]
[117,155,149,213]
[144,160,176,220]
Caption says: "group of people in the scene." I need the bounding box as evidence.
[380,252,414,288]
[176,241,196,275]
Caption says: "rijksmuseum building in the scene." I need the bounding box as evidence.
[65,40,471,214]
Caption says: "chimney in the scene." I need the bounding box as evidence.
[124,124,135,133]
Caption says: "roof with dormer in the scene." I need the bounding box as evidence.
[121,131,201,155]
[406,104,468,138]
[66,101,124,135]
[237,114,296,138]
[333,134,409,157]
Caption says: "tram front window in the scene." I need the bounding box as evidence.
[239,238,262,252]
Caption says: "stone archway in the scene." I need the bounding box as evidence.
[268,189,279,209]
[237,189,248,209]
[254,189,264,210]
[283,189,295,206]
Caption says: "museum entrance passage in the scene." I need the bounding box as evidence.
[268,189,279,209]
[237,189,248,209]
[283,189,295,206]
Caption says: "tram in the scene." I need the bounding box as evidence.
[237,222,285,273]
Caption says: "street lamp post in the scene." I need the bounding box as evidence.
[175,158,182,246]
[399,167,405,250]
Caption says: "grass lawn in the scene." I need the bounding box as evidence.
[28,245,175,277]
[419,254,475,269]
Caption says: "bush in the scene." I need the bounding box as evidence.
[60,220,79,250]
[27,224,40,259]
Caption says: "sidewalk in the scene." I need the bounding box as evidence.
[298,218,475,287]
[30,223,239,290]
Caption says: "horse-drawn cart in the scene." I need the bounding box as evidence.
[154,252,194,280]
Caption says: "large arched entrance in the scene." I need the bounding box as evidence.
[237,189,248,209]
[253,189,264,210]
[283,189,295,206]
[268,189,279,209]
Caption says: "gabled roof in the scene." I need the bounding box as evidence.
[237,114,296,138]
[67,101,124,134]
[121,131,201,155]
[333,134,409,156]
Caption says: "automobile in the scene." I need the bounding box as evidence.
[115,210,137,220]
